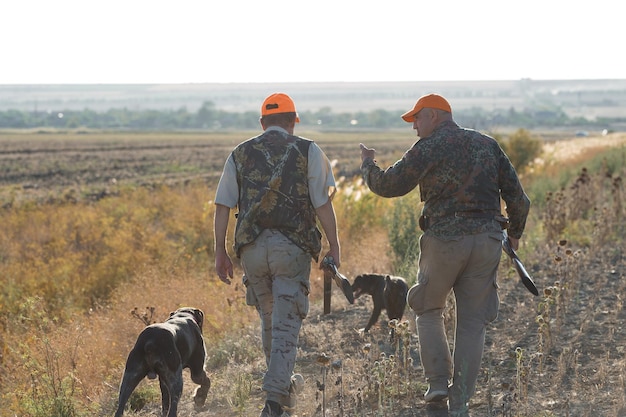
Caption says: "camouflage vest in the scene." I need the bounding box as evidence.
[232,130,322,259]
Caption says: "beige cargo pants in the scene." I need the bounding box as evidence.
[241,229,311,408]
[407,231,502,411]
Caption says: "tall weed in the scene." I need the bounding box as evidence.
[385,191,423,281]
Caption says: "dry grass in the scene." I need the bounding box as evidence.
[1,131,625,417]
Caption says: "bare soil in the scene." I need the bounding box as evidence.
[118,242,626,417]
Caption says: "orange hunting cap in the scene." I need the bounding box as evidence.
[261,92,300,123]
[401,93,452,122]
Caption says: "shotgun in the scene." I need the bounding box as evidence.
[322,256,355,312]
[502,231,539,296]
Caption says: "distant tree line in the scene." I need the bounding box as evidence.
[0,100,616,131]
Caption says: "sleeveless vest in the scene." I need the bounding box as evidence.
[232,130,322,259]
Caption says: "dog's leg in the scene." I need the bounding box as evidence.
[188,346,211,407]
[114,351,148,417]
[158,377,172,417]
[190,370,211,407]
[114,377,137,417]
[365,303,382,332]
[160,366,184,417]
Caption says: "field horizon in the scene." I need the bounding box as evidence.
[2,79,626,123]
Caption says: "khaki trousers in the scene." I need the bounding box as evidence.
[240,229,311,407]
[407,231,502,410]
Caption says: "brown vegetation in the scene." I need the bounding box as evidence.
[0,131,625,417]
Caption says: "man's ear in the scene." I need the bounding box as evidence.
[284,118,297,135]
[432,108,449,122]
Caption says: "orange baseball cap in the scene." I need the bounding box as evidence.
[261,92,300,123]
[401,93,452,122]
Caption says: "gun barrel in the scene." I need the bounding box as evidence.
[322,256,355,304]
[502,234,539,296]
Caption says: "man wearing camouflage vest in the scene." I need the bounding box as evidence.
[360,94,530,417]
[214,93,341,417]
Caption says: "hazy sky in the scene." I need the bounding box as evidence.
[3,0,623,84]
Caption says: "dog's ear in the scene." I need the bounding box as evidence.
[169,307,190,319]
[193,309,204,331]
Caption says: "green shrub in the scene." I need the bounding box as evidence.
[126,385,160,414]
[385,191,423,281]
[497,128,543,173]
[18,336,91,417]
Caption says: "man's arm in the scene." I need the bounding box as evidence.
[214,203,233,284]
[315,199,341,268]
[498,150,531,240]
[359,143,420,198]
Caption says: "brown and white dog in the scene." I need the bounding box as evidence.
[114,307,211,417]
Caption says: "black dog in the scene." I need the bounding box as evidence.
[352,274,408,336]
[114,307,211,417]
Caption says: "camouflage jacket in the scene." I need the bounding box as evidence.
[232,130,322,258]
[361,120,530,238]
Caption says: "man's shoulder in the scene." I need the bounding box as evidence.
[456,125,495,141]
[233,132,314,156]
[234,133,262,148]
[261,129,313,144]
[290,135,315,154]
[290,133,314,146]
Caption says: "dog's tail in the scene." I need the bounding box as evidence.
[143,339,175,415]
[144,340,160,380]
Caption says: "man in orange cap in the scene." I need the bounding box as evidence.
[214,93,341,417]
[360,93,530,416]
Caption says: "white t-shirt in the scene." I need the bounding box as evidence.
[214,127,335,209]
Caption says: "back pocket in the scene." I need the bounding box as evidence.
[407,275,429,315]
